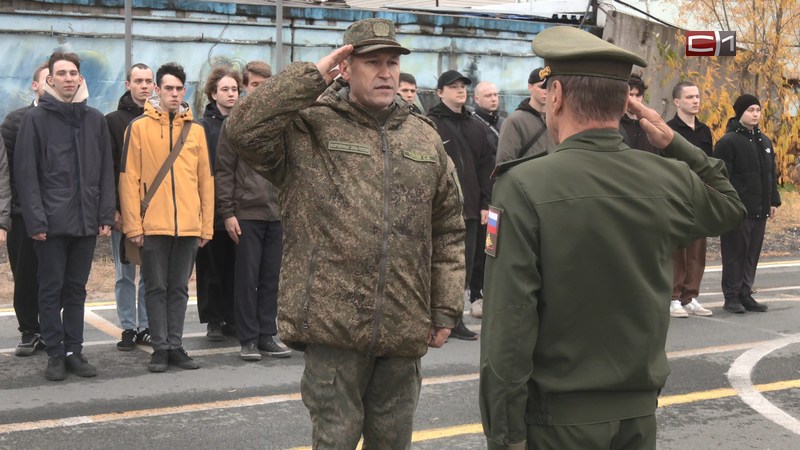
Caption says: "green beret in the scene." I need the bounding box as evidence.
[343,18,411,55]
[531,26,647,84]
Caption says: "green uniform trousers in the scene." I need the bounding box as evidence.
[301,344,422,450]
[526,414,656,450]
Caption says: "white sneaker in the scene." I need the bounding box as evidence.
[684,298,713,317]
[470,299,483,319]
[670,300,689,318]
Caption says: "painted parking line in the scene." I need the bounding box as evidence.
[1,260,798,315]
[728,334,800,435]
[705,260,800,273]
[286,378,800,449]
[2,373,799,438]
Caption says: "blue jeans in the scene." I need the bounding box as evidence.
[112,230,147,330]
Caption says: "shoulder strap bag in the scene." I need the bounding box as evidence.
[121,122,192,265]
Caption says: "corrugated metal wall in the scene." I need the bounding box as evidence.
[0,0,556,119]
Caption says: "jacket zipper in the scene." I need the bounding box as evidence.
[756,135,769,218]
[170,121,178,236]
[302,245,319,329]
[368,124,392,358]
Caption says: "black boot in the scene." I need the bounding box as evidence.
[450,319,478,341]
[723,297,745,314]
[740,294,768,312]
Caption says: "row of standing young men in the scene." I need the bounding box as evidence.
[397,68,779,325]
[1,53,292,381]
[1,49,780,383]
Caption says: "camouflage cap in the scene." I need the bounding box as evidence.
[531,26,647,86]
[343,18,411,55]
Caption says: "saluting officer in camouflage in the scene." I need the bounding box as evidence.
[226,18,465,449]
[479,27,746,449]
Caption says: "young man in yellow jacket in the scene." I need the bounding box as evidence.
[119,63,214,373]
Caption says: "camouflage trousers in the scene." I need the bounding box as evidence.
[526,414,656,449]
[301,344,422,450]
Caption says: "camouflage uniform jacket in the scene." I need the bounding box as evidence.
[226,62,466,358]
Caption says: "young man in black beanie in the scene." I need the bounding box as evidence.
[713,94,781,314]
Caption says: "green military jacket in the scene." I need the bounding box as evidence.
[226,62,465,358]
[479,129,746,448]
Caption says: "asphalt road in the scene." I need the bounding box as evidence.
[1,258,800,449]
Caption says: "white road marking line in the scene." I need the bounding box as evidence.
[727,334,800,435]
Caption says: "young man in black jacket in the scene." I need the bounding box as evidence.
[196,66,242,341]
[15,51,115,381]
[105,63,153,350]
[0,61,48,356]
[713,94,781,314]
[428,70,494,339]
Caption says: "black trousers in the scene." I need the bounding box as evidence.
[8,214,40,333]
[720,218,767,299]
[464,218,478,291]
[234,220,283,345]
[195,227,236,325]
[142,236,199,351]
[469,223,487,300]
[33,236,96,357]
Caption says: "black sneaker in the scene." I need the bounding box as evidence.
[258,337,291,358]
[723,297,746,314]
[221,322,237,337]
[240,343,262,361]
[65,353,97,377]
[148,349,169,373]
[136,328,152,346]
[15,332,45,357]
[45,355,66,381]
[449,320,479,341]
[206,322,223,342]
[741,295,768,312]
[117,329,137,351]
[168,347,200,370]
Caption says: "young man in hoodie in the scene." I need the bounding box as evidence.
[496,67,555,163]
[196,66,241,341]
[714,94,781,314]
[15,51,116,381]
[428,70,494,335]
[119,63,214,373]
[620,72,659,154]
[1,61,48,357]
[105,63,154,350]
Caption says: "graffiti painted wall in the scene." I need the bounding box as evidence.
[0,1,554,119]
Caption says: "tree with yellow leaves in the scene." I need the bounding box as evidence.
[662,0,800,184]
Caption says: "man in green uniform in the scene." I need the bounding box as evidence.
[479,26,746,449]
[225,18,465,449]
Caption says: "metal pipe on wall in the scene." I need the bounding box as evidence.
[275,0,284,72]
[125,0,132,70]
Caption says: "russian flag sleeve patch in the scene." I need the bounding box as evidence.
[485,205,502,257]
